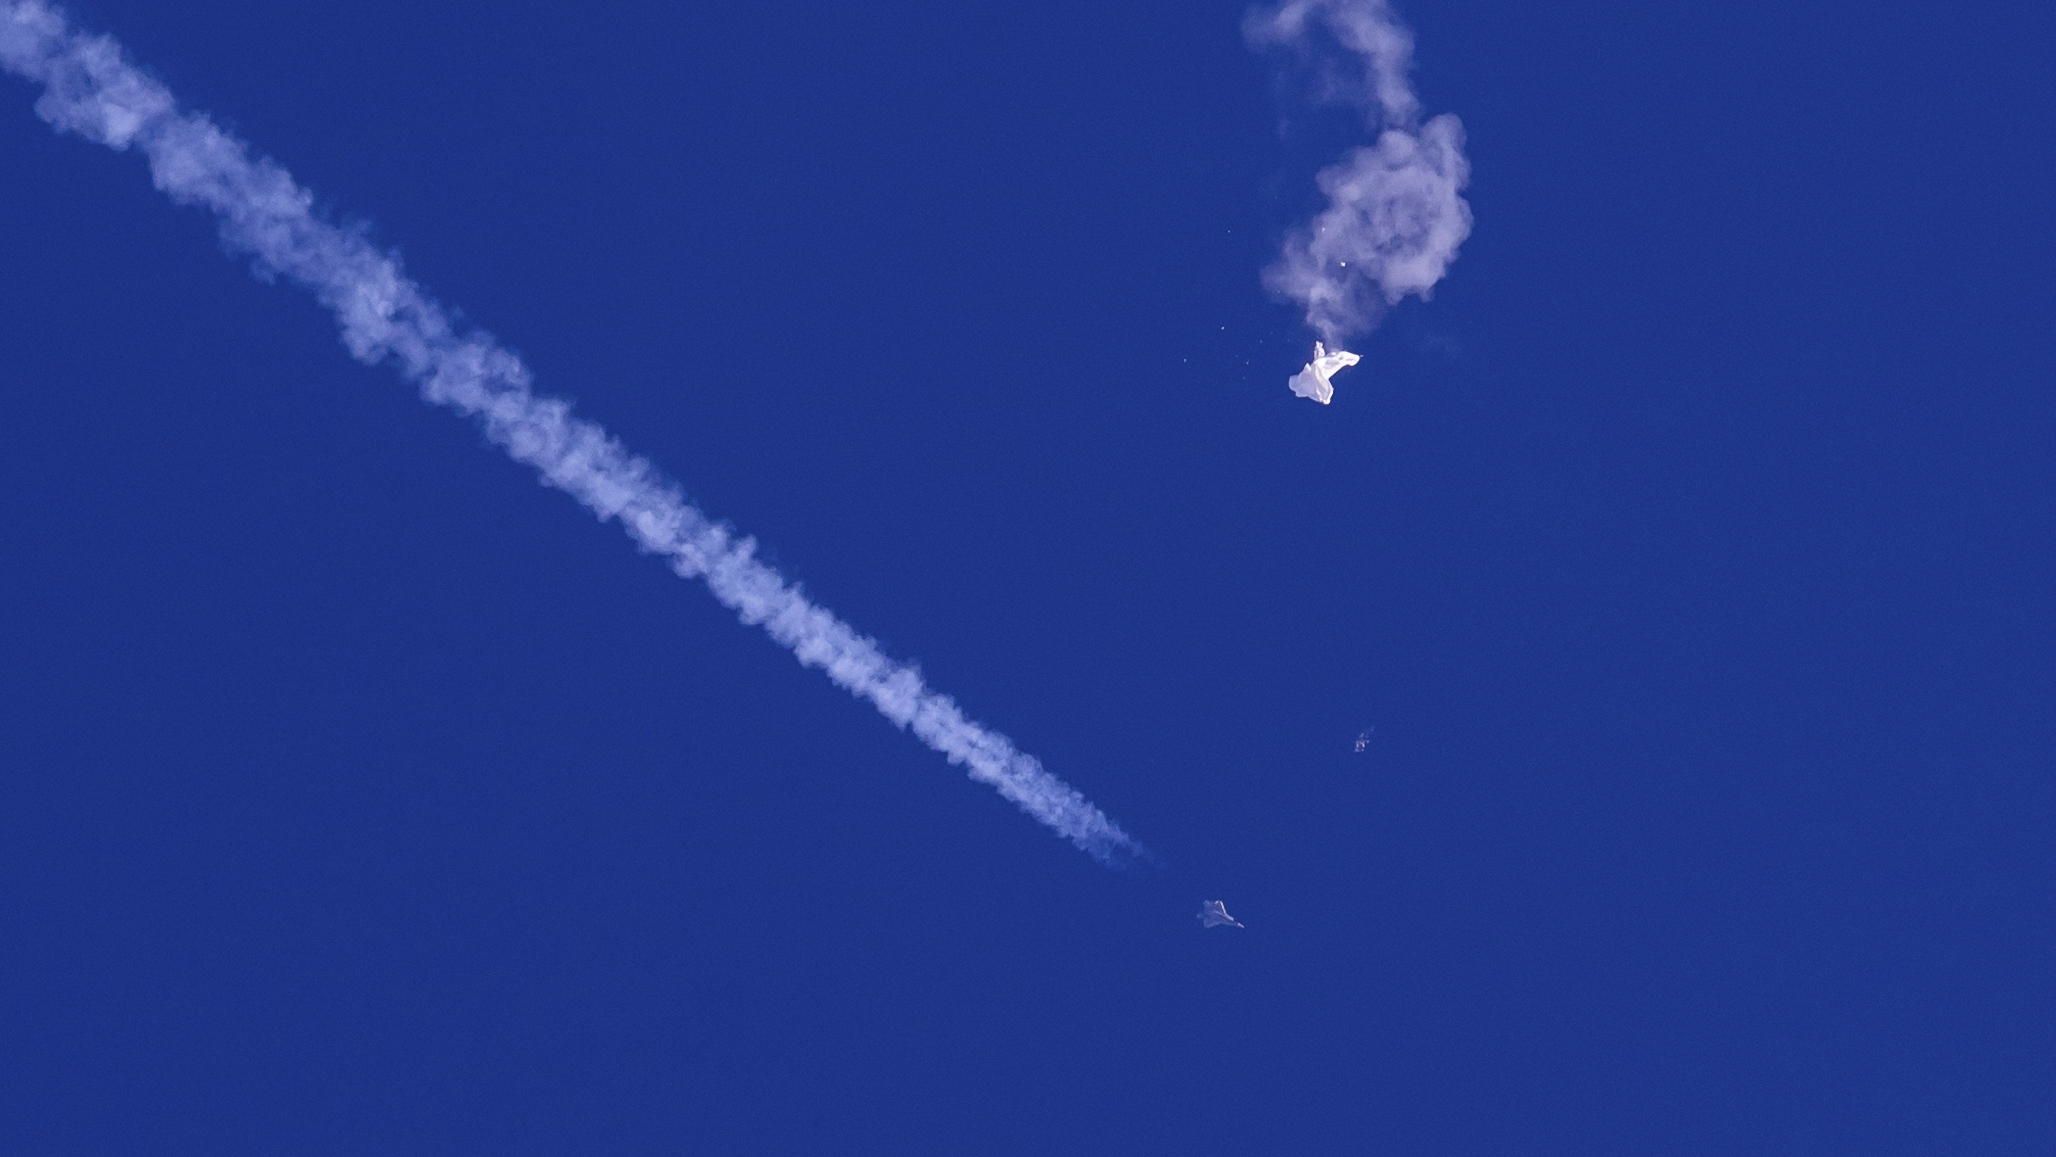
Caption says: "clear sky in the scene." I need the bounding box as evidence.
[2,1,2050,1153]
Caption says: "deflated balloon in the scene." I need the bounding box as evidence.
[1287,342,1360,405]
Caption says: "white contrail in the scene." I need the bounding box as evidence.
[0,1,1146,866]
[1247,0,1471,346]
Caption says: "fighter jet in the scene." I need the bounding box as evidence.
[1288,342,1361,405]
[1198,900,1244,929]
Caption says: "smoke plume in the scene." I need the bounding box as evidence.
[1247,0,1471,346]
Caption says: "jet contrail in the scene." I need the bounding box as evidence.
[1247,0,1471,347]
[0,0,1146,866]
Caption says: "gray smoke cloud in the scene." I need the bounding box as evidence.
[0,0,1147,866]
[1247,0,1471,346]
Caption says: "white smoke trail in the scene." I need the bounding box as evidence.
[0,0,1146,866]
[1247,0,1471,346]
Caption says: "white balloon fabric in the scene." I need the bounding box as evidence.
[1287,342,1360,405]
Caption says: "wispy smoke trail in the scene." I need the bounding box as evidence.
[1247,0,1471,346]
[0,0,1146,866]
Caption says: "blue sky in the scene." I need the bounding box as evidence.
[3,1,2051,1153]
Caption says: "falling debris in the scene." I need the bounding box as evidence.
[1288,342,1360,404]
[1198,900,1245,929]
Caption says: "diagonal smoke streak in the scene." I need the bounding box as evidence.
[0,0,1146,866]
[1248,0,1471,347]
